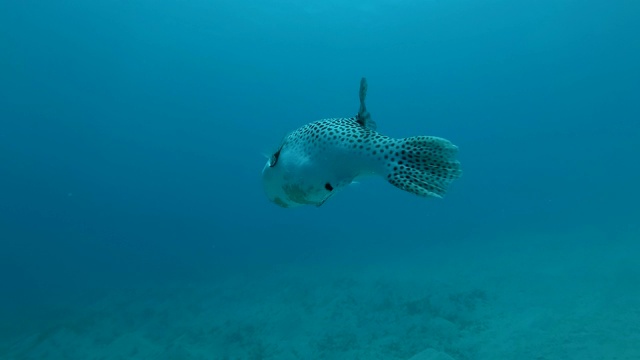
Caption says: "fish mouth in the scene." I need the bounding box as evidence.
[262,162,328,208]
[263,179,320,208]
[262,166,302,208]
[266,192,304,208]
[272,197,292,208]
[281,184,320,206]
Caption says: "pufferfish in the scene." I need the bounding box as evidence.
[262,78,462,208]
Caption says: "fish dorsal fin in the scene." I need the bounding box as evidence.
[355,77,377,130]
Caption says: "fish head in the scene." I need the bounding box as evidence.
[262,144,335,208]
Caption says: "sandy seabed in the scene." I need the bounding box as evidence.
[2,227,639,360]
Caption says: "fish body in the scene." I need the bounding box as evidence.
[262,78,462,208]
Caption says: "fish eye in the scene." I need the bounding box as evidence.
[269,149,281,167]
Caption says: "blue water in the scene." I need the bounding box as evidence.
[1,0,639,358]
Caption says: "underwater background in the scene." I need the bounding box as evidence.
[1,0,639,358]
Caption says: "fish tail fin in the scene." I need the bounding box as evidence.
[385,136,462,198]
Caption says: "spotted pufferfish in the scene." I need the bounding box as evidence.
[262,78,462,208]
